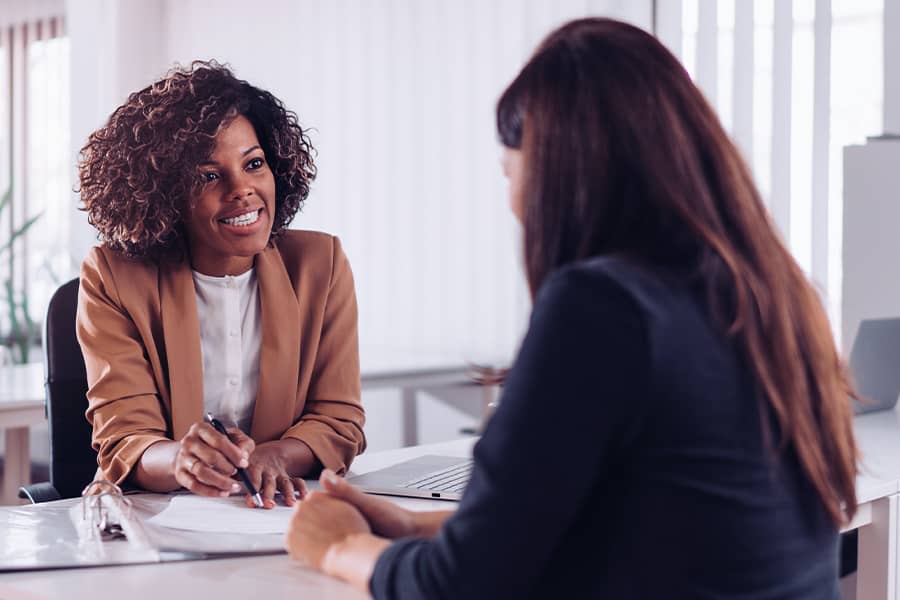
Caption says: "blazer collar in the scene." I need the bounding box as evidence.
[160,254,204,440]
[250,243,301,442]
[160,243,300,442]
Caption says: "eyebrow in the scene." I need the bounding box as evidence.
[198,145,263,166]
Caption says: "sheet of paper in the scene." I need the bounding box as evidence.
[146,495,294,535]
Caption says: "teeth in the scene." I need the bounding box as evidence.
[221,210,260,227]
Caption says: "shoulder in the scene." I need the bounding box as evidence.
[532,256,695,351]
[274,229,337,256]
[541,256,685,323]
[537,257,649,315]
[81,245,157,287]
[272,229,351,279]
[273,229,344,264]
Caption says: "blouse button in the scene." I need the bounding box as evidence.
[228,377,239,387]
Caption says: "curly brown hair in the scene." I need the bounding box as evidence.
[79,60,316,259]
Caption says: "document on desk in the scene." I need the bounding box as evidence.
[146,495,293,535]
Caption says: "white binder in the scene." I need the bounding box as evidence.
[0,480,285,572]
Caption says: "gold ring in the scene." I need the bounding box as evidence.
[186,457,199,473]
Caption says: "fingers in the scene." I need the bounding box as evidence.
[261,472,278,509]
[181,423,248,474]
[320,469,374,507]
[175,452,240,497]
[227,428,256,457]
[294,477,309,500]
[275,476,308,507]
[318,469,417,538]
[175,422,251,496]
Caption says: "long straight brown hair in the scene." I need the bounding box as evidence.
[497,18,858,524]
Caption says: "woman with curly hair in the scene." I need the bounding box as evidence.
[76,61,365,508]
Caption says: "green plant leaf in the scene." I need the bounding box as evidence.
[0,184,11,216]
[0,211,43,258]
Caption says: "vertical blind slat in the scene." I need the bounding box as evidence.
[655,0,684,59]
[885,0,900,134]
[11,23,27,289]
[770,0,793,240]
[696,0,718,105]
[811,0,831,288]
[732,0,754,161]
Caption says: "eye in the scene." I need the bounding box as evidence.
[247,157,265,170]
[202,171,219,183]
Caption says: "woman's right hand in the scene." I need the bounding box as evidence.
[319,470,421,539]
[173,422,255,497]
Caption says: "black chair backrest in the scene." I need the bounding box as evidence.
[44,277,96,498]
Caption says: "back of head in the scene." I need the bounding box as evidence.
[497,17,858,525]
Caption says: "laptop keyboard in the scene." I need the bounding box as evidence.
[400,459,474,494]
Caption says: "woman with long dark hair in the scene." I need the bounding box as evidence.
[285,18,857,597]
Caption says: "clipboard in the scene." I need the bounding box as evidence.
[0,480,285,572]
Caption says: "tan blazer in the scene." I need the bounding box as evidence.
[76,230,365,485]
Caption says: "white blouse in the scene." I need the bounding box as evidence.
[192,268,262,434]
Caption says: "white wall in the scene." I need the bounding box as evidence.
[68,0,652,366]
[842,139,900,352]
[156,0,651,364]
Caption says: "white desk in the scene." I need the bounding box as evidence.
[0,355,482,505]
[2,391,896,598]
[0,429,897,599]
[0,438,474,600]
[846,409,900,599]
[0,362,44,505]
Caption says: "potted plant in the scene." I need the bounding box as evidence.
[0,182,43,364]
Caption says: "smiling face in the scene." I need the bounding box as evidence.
[183,114,277,276]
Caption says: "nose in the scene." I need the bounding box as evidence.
[228,173,254,202]
[230,186,253,202]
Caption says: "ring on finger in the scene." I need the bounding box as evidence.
[186,457,199,474]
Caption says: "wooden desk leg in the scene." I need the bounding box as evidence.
[2,427,30,505]
[401,389,418,447]
[857,494,898,600]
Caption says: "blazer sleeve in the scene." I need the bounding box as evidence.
[77,248,170,485]
[281,236,366,474]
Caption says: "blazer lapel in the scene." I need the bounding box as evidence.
[251,244,301,442]
[160,256,205,440]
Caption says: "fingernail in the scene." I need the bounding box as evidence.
[231,483,241,494]
[220,491,229,497]
[241,451,249,460]
[239,458,249,468]
[323,470,339,485]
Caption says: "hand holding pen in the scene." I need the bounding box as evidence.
[205,414,265,508]
[173,416,260,506]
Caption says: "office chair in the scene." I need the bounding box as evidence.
[18,277,97,503]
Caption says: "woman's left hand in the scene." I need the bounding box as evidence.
[244,440,310,508]
[285,491,371,569]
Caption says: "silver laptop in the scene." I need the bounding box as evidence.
[851,318,900,415]
[348,455,473,501]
